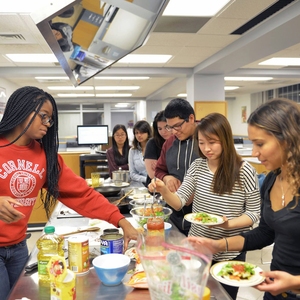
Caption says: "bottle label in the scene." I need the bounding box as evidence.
[38,260,49,275]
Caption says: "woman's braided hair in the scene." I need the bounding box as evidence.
[0,86,60,218]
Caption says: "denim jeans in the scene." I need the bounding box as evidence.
[0,239,29,300]
[264,292,300,299]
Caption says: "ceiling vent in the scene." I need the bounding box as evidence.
[0,32,37,44]
[231,0,296,35]
[0,33,27,44]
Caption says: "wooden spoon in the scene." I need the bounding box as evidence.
[59,226,100,237]
[111,189,133,206]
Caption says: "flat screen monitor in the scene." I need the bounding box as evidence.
[30,0,169,86]
[77,125,109,146]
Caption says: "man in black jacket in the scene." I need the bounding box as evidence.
[155,98,199,235]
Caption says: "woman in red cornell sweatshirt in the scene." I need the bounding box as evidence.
[0,86,138,299]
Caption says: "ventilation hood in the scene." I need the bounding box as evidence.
[30,0,169,86]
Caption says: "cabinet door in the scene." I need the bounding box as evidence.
[194,101,227,120]
[28,190,56,225]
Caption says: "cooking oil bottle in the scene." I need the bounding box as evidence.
[37,226,64,283]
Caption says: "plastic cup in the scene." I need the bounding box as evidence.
[91,172,100,188]
[144,222,172,238]
[114,179,123,187]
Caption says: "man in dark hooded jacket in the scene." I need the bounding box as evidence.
[155,98,199,235]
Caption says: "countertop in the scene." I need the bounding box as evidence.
[8,189,232,300]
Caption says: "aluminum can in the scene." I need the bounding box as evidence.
[68,236,90,275]
[100,233,123,255]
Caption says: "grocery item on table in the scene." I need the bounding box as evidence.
[47,256,76,300]
[37,226,64,283]
[68,236,90,275]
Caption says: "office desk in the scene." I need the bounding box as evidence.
[79,153,108,178]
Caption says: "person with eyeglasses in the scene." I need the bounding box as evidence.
[0,86,138,300]
[106,124,130,178]
[186,99,300,300]
[154,98,199,236]
[144,110,173,187]
[149,113,261,299]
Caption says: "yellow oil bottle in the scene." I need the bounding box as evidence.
[37,226,64,283]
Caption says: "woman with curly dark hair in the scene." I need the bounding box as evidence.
[187,98,300,300]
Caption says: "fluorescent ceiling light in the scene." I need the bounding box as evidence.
[118,54,172,63]
[35,76,69,80]
[225,86,239,90]
[95,86,139,90]
[48,86,94,90]
[259,57,300,66]
[115,103,129,107]
[6,53,58,63]
[96,94,132,97]
[225,77,273,81]
[94,76,149,80]
[57,94,95,97]
[163,0,230,17]
[178,86,239,96]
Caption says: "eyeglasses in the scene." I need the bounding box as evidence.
[114,134,126,138]
[37,112,54,127]
[165,119,186,132]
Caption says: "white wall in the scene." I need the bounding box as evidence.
[227,94,251,136]
[58,112,80,137]
[146,100,164,123]
[0,78,20,99]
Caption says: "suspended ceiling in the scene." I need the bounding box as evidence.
[0,0,300,104]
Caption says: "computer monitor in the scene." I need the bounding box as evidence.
[77,125,109,149]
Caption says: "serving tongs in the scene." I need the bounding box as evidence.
[150,177,163,217]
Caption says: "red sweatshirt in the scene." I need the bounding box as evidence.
[0,138,124,247]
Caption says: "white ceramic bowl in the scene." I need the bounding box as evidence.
[92,254,130,286]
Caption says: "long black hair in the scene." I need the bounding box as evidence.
[0,86,60,218]
[132,120,152,149]
[112,124,130,165]
[152,110,167,150]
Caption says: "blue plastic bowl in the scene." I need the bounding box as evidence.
[92,254,130,286]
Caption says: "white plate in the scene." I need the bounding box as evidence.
[184,212,224,225]
[210,261,265,287]
[110,182,130,187]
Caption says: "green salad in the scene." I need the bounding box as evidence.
[193,212,218,223]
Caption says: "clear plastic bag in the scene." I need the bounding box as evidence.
[136,231,212,300]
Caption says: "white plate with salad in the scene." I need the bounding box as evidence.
[210,261,265,287]
[184,212,224,225]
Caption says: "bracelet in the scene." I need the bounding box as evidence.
[223,237,228,253]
